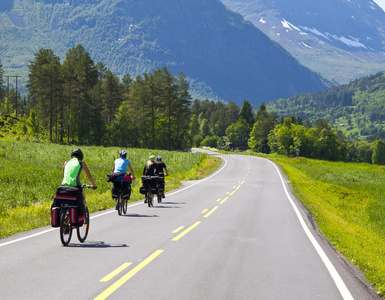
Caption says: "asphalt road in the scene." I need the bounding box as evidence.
[0,151,381,300]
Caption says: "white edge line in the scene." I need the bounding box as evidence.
[265,158,354,300]
[0,156,228,248]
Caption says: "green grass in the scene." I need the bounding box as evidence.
[0,141,221,239]
[270,156,385,296]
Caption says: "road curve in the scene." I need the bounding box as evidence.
[0,151,380,300]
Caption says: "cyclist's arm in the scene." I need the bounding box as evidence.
[164,166,169,176]
[82,162,97,189]
[128,164,135,179]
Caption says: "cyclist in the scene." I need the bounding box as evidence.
[155,155,168,198]
[142,155,157,203]
[143,155,157,176]
[112,150,136,209]
[61,149,97,215]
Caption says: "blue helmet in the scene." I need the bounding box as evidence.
[120,150,127,158]
[156,155,162,161]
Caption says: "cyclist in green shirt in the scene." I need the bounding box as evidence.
[62,149,97,213]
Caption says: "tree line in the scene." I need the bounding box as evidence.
[1,46,385,164]
[17,44,190,150]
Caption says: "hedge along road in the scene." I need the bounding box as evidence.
[0,150,380,300]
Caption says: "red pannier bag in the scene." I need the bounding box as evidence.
[50,206,60,227]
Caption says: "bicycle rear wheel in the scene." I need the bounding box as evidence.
[123,198,128,214]
[60,209,72,246]
[117,193,123,215]
[147,190,153,207]
[77,206,89,243]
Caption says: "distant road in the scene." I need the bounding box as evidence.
[0,150,380,299]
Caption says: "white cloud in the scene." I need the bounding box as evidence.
[373,0,385,12]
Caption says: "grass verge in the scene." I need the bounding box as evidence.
[271,156,385,297]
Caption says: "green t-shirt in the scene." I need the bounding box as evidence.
[62,157,82,187]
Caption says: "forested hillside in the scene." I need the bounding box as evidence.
[0,0,328,104]
[267,71,385,140]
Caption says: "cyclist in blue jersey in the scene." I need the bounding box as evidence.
[111,150,135,209]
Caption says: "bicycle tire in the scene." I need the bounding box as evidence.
[77,206,89,243]
[147,190,152,207]
[123,198,128,214]
[60,209,72,246]
[118,193,122,215]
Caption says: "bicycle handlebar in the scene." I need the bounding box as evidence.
[82,185,97,189]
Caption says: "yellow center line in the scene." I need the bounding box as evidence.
[241,180,245,184]
[201,209,209,214]
[236,185,241,190]
[220,197,229,204]
[172,226,185,233]
[216,198,221,202]
[94,250,164,300]
[229,190,236,196]
[172,221,201,241]
[204,206,219,218]
[100,263,132,282]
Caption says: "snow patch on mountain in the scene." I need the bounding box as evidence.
[280,19,368,49]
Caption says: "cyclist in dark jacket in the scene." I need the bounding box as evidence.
[155,155,168,198]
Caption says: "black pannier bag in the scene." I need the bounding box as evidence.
[52,186,85,218]
[139,185,147,194]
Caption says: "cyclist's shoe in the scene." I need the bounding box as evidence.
[162,192,165,198]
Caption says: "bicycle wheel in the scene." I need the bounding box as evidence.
[147,190,152,207]
[77,206,89,243]
[60,209,72,246]
[117,193,122,215]
[123,198,128,214]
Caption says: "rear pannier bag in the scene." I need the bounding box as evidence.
[53,186,82,206]
[50,206,61,227]
[69,206,77,224]
[139,186,147,194]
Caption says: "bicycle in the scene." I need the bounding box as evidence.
[141,176,159,207]
[57,185,92,246]
[112,173,132,215]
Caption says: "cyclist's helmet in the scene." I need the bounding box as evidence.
[71,148,84,161]
[149,155,155,161]
[157,155,162,161]
[120,150,127,158]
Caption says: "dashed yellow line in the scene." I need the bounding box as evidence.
[172,221,201,241]
[229,190,236,196]
[100,263,132,282]
[201,209,209,214]
[204,206,219,218]
[172,226,185,233]
[94,250,164,300]
[219,197,229,204]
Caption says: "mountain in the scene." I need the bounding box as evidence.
[0,0,329,105]
[267,71,385,140]
[221,0,385,84]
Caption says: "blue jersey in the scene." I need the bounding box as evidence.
[114,158,130,174]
